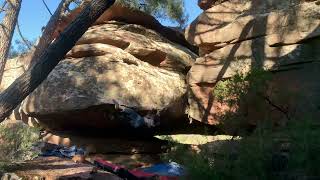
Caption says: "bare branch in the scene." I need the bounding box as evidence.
[16,19,32,50]
[41,0,53,16]
[0,1,7,14]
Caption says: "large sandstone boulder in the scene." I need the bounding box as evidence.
[22,46,186,134]
[23,45,186,114]
[186,1,320,128]
[16,21,200,136]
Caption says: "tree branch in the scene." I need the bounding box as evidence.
[28,0,71,68]
[41,0,53,15]
[0,0,7,14]
[16,20,32,50]
[262,95,291,121]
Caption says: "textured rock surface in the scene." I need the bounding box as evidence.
[187,45,320,126]
[188,38,320,85]
[186,1,320,127]
[69,22,197,72]
[198,0,217,10]
[22,44,187,132]
[0,19,200,134]
[58,3,198,54]
[24,46,186,114]
[0,56,28,91]
[186,1,320,55]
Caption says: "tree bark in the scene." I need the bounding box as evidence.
[0,0,116,122]
[0,0,22,84]
[28,0,73,68]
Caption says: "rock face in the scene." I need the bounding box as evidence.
[58,3,198,54]
[24,45,186,115]
[69,22,197,72]
[186,0,320,127]
[15,21,198,135]
[0,54,30,91]
[186,0,318,55]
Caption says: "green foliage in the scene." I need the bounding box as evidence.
[213,68,272,107]
[213,69,272,135]
[116,0,187,27]
[163,69,320,179]
[283,119,320,177]
[0,122,40,168]
[164,119,320,180]
[8,39,35,59]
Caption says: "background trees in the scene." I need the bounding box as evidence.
[0,0,22,84]
[114,0,187,27]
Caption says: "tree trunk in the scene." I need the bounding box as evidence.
[0,0,116,122]
[28,0,73,68]
[0,0,22,84]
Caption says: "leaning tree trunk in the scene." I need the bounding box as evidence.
[0,0,116,122]
[28,0,75,68]
[0,0,22,84]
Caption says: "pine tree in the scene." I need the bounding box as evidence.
[117,0,187,27]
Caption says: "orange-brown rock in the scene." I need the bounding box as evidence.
[198,0,215,10]
[56,3,198,54]
[186,1,320,56]
[187,36,320,127]
[67,22,197,72]
[4,20,201,136]
[186,1,320,129]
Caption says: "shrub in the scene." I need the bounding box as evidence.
[0,121,40,169]
[164,69,320,179]
[213,69,272,135]
[164,119,320,180]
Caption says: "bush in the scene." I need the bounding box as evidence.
[164,119,320,180]
[213,69,272,135]
[164,69,320,179]
[0,121,40,169]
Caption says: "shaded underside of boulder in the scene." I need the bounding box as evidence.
[42,132,169,154]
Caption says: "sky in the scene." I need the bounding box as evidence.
[10,0,202,46]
